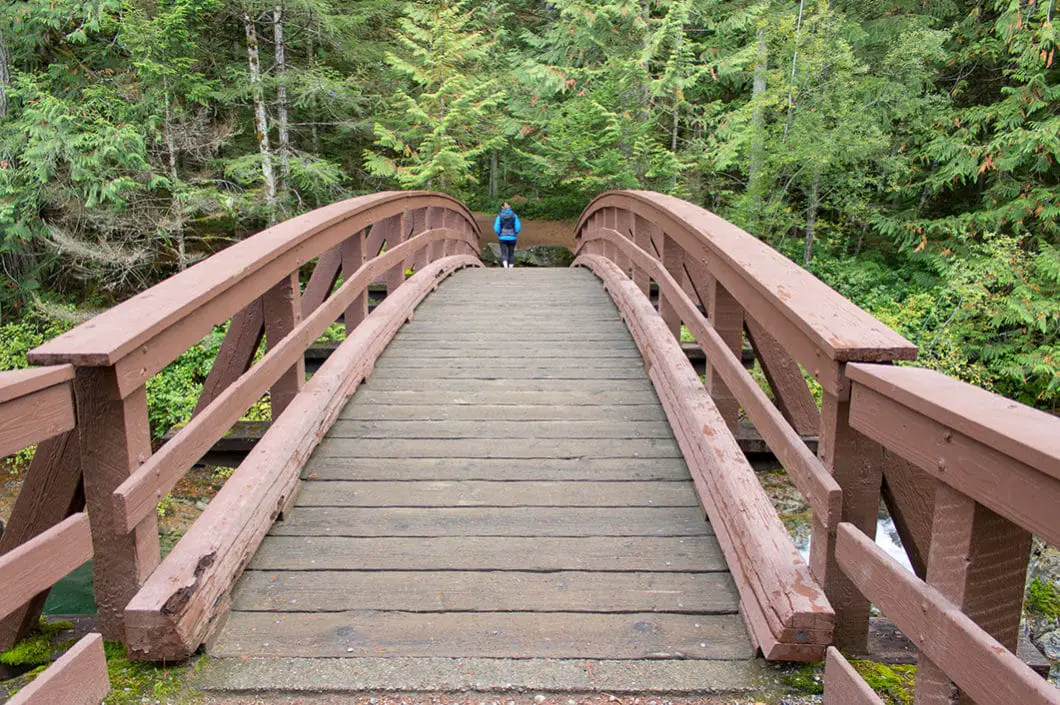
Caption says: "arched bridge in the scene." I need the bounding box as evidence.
[1,192,1057,704]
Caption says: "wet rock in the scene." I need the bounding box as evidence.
[1036,629,1060,660]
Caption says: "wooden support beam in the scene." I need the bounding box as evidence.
[810,389,885,653]
[263,272,305,419]
[705,274,743,433]
[836,524,1057,705]
[7,633,108,705]
[914,485,1032,705]
[744,317,819,435]
[74,368,160,642]
[632,215,654,297]
[192,301,264,417]
[341,229,368,333]
[824,647,885,705]
[0,513,93,618]
[0,432,84,648]
[300,245,343,317]
[0,369,75,459]
[658,234,683,341]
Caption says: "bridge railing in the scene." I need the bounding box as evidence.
[17,192,480,656]
[0,367,110,704]
[823,364,1060,705]
[573,190,918,658]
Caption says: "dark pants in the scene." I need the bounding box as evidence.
[499,240,516,264]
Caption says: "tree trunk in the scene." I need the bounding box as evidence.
[243,11,277,221]
[749,28,767,198]
[804,171,819,265]
[273,4,290,194]
[0,28,10,119]
[163,89,186,269]
[489,151,498,198]
[307,32,320,153]
[784,0,806,141]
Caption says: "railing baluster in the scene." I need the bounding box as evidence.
[73,368,160,641]
[811,388,885,652]
[632,216,652,296]
[704,275,743,432]
[263,272,305,418]
[658,234,683,340]
[341,228,368,332]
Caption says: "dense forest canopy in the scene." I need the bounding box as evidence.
[0,0,1056,409]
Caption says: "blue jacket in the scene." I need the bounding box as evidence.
[493,208,521,242]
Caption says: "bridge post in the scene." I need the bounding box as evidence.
[704,275,743,433]
[631,216,653,297]
[341,228,368,332]
[73,368,160,642]
[263,272,305,418]
[612,209,632,275]
[658,235,683,341]
[913,486,1031,705]
[383,213,407,294]
[810,387,884,653]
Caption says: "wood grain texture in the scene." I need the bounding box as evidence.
[846,362,1059,478]
[327,420,674,439]
[0,513,92,619]
[303,457,690,482]
[232,570,739,613]
[295,480,697,507]
[835,523,1059,705]
[0,431,84,648]
[123,256,479,661]
[269,506,712,537]
[576,254,832,660]
[823,647,885,705]
[191,300,264,417]
[0,365,73,403]
[0,381,76,459]
[211,611,753,660]
[7,633,109,705]
[849,382,1060,547]
[247,535,729,572]
[311,438,682,459]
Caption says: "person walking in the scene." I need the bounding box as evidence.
[493,202,521,268]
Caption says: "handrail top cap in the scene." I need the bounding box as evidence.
[0,365,75,404]
[578,190,917,363]
[27,192,478,367]
[848,362,1060,479]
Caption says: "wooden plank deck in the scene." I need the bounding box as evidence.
[203,268,758,695]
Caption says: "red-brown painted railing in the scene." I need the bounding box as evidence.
[9,192,480,654]
[574,190,918,658]
[0,367,110,704]
[573,191,1059,700]
[824,364,1060,705]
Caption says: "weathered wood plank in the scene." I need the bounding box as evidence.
[0,382,76,460]
[247,535,727,572]
[211,611,753,660]
[339,390,664,406]
[270,506,711,537]
[123,256,480,662]
[361,378,655,392]
[576,254,832,659]
[232,570,739,613]
[7,633,109,705]
[296,480,696,507]
[312,438,682,459]
[327,420,674,439]
[0,513,92,619]
[303,457,690,482]
[835,523,1059,705]
[823,647,885,705]
[369,368,649,380]
[0,365,73,404]
[0,431,83,648]
[336,404,667,422]
[846,363,1059,478]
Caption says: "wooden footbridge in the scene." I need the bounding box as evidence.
[1,191,1057,704]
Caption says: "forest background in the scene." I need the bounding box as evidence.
[0,0,1056,429]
